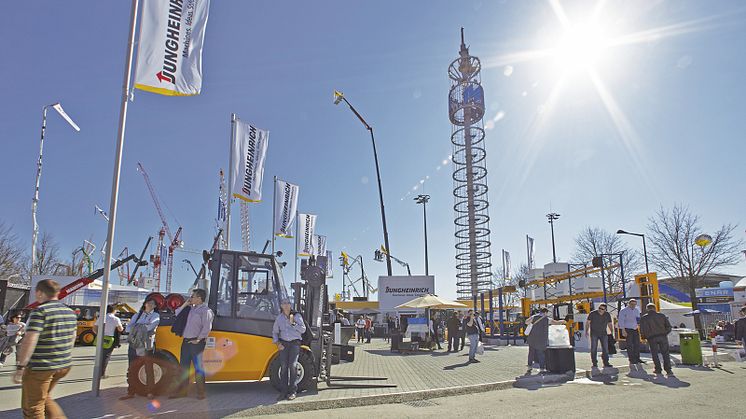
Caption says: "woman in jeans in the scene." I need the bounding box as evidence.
[120,298,160,399]
[465,310,480,363]
[0,311,26,366]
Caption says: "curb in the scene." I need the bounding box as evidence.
[219,367,608,417]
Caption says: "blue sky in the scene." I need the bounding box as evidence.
[1,1,745,299]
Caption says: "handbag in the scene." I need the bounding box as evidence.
[94,335,116,350]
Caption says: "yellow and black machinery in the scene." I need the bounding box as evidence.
[72,303,137,346]
[134,246,392,397]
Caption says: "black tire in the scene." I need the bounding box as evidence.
[127,352,178,396]
[269,349,315,392]
[79,331,96,346]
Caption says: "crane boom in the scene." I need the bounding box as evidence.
[137,162,174,243]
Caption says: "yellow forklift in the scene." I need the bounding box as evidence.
[131,245,392,396]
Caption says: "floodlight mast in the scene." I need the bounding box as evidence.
[31,102,80,276]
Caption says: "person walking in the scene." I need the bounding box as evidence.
[446,312,460,352]
[355,316,366,343]
[94,304,124,379]
[120,298,160,400]
[171,289,214,399]
[640,303,674,375]
[735,308,746,349]
[586,303,614,368]
[365,315,373,343]
[429,315,442,349]
[272,299,306,401]
[618,299,642,366]
[13,279,77,419]
[0,311,26,366]
[525,308,564,373]
[458,311,466,351]
[465,310,481,363]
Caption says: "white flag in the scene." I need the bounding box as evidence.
[231,119,269,203]
[298,214,317,256]
[326,250,334,278]
[273,179,299,238]
[527,235,535,269]
[313,235,327,256]
[502,250,511,279]
[134,0,211,96]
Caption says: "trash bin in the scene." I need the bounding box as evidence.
[679,332,702,365]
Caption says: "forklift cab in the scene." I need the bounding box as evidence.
[210,250,289,336]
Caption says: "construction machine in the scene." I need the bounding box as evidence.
[139,246,392,397]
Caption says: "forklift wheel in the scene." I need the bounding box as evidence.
[79,331,96,346]
[127,353,179,397]
[269,350,315,392]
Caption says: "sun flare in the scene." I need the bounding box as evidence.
[554,22,609,72]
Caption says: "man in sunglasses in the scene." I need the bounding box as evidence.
[586,303,613,368]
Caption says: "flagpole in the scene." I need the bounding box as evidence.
[226,113,237,249]
[526,235,530,269]
[92,0,139,396]
[294,210,300,282]
[271,176,277,255]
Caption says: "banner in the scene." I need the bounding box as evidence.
[526,235,535,269]
[273,179,298,238]
[313,235,327,256]
[231,119,269,202]
[297,214,317,256]
[134,0,211,96]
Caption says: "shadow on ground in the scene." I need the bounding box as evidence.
[0,380,297,419]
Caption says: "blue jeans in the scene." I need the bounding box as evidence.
[468,334,479,360]
[177,339,206,395]
[279,340,301,395]
[590,334,609,366]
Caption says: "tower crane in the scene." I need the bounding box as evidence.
[137,162,183,293]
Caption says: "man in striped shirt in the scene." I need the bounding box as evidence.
[13,279,77,419]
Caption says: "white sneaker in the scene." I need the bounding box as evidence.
[0,362,4,367]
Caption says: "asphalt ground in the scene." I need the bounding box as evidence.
[264,362,746,419]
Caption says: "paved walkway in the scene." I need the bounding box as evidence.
[0,339,737,418]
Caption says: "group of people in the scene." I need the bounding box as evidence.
[444,310,485,362]
[354,315,374,343]
[524,299,679,375]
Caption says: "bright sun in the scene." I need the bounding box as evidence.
[554,22,609,72]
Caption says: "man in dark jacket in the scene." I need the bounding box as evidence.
[639,303,673,375]
[735,308,746,349]
[447,312,460,352]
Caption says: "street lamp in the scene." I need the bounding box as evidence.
[333,90,393,276]
[616,229,650,274]
[546,213,560,263]
[414,194,430,276]
[31,103,80,276]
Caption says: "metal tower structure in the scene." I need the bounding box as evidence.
[448,28,493,300]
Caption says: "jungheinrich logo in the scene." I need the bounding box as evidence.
[281,183,292,231]
[242,126,258,196]
[303,215,312,251]
[156,0,183,84]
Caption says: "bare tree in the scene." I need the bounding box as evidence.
[648,205,743,302]
[29,232,61,276]
[0,222,26,284]
[572,226,643,294]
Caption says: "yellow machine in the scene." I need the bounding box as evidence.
[72,303,137,346]
[135,250,321,396]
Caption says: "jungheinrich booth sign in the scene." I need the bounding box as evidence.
[378,276,435,311]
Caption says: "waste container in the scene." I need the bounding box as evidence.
[679,332,702,365]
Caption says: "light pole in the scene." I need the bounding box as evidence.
[31,103,80,276]
[616,229,649,273]
[414,194,430,276]
[334,90,393,276]
[546,213,560,263]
